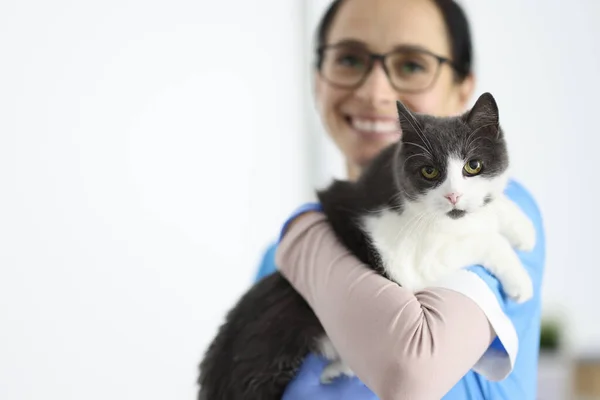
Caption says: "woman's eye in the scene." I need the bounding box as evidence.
[337,55,363,68]
[400,61,425,74]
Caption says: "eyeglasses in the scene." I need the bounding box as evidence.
[316,43,459,94]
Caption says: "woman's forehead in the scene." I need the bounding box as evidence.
[326,0,451,57]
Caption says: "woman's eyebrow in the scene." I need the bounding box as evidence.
[390,44,433,54]
[325,39,436,55]
[326,38,368,48]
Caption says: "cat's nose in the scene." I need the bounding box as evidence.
[444,193,461,205]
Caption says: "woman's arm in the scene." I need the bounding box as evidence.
[275,212,496,400]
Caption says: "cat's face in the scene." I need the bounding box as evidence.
[396,92,509,218]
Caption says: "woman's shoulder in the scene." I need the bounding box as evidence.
[254,241,278,282]
[254,202,324,283]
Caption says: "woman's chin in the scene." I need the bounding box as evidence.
[355,137,397,160]
[350,147,388,169]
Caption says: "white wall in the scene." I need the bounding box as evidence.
[0,1,308,399]
[303,1,349,189]
[306,0,600,354]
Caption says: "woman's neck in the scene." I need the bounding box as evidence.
[346,161,362,182]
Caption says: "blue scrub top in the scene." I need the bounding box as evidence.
[255,179,546,399]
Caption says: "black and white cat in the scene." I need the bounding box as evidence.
[197,92,535,399]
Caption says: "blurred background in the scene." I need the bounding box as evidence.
[1,0,598,399]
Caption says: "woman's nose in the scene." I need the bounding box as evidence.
[353,61,397,105]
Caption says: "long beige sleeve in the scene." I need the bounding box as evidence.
[275,212,497,400]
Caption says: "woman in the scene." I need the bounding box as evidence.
[256,0,545,398]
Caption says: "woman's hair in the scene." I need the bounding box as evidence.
[315,0,473,81]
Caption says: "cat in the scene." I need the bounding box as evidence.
[196,92,535,399]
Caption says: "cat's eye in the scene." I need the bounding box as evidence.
[464,160,483,176]
[420,166,439,179]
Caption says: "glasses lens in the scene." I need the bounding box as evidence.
[320,46,370,88]
[386,50,441,92]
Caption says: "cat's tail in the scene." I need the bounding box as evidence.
[197,272,324,400]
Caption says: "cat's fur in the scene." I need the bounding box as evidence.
[197,92,535,399]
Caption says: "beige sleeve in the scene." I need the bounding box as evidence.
[275,212,497,400]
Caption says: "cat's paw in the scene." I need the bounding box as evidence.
[502,268,534,304]
[320,361,355,384]
[508,216,536,252]
[516,218,536,252]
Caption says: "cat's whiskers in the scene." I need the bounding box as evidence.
[390,209,432,245]
[391,153,422,200]
[400,111,434,153]
[389,214,422,247]
[465,123,497,149]
[403,142,432,158]
[465,135,496,160]
[389,211,438,267]
[391,184,415,209]
[468,134,494,149]
[414,211,437,241]
[401,153,422,170]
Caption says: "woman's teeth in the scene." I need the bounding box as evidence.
[350,118,399,134]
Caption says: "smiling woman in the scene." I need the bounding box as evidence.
[253,0,546,399]
[313,0,474,180]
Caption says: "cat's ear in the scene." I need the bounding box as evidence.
[396,99,412,122]
[462,92,500,135]
[396,100,420,141]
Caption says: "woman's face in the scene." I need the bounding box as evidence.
[315,0,474,178]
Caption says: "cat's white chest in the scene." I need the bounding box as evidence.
[361,205,500,290]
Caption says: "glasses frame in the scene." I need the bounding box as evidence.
[316,43,460,94]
